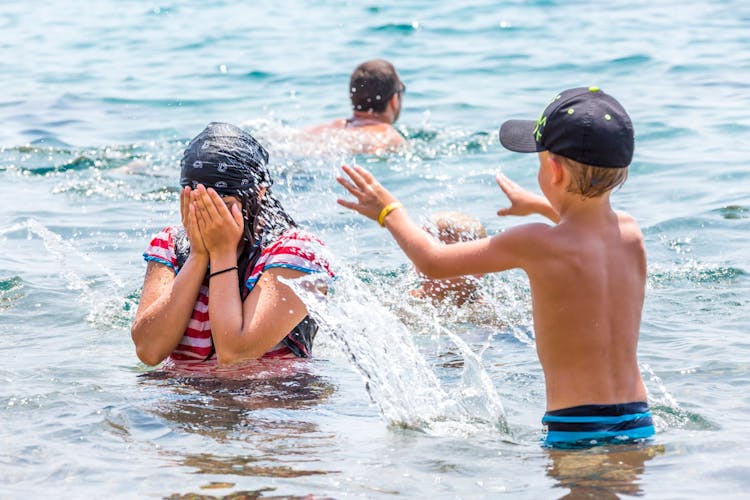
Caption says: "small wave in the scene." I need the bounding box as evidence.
[243,70,274,80]
[100,95,245,107]
[637,122,697,142]
[641,363,718,432]
[650,405,718,432]
[0,276,24,312]
[368,22,420,33]
[649,262,746,287]
[714,205,749,220]
[611,54,652,66]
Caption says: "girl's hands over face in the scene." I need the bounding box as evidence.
[191,184,244,258]
[180,186,208,257]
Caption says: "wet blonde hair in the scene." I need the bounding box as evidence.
[427,211,487,243]
[552,153,629,199]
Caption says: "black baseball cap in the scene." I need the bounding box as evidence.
[498,87,634,168]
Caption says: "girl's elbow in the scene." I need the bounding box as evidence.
[131,326,166,366]
[135,344,166,366]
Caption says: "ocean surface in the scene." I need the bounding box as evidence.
[2,1,749,498]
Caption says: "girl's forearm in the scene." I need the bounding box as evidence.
[131,254,208,365]
[205,250,246,363]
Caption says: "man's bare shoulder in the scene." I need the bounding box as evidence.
[305,119,348,135]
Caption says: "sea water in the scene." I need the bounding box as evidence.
[1,0,749,498]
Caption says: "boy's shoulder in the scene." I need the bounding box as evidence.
[488,221,560,261]
[615,210,644,240]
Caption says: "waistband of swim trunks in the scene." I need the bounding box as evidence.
[544,401,650,418]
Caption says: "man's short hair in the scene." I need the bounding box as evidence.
[553,153,629,198]
[349,59,403,114]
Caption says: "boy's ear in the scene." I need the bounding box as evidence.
[548,155,566,185]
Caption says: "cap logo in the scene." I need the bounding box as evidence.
[533,94,561,143]
[193,160,203,169]
[533,114,547,143]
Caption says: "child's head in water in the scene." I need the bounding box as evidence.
[410,211,487,306]
[180,122,296,248]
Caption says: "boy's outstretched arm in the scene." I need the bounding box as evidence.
[337,165,531,279]
[496,173,560,224]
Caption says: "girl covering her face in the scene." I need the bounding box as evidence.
[132,123,333,368]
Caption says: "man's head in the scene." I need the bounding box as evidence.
[349,59,404,118]
[414,212,486,306]
[498,87,634,197]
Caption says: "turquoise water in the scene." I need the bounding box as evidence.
[2,0,749,497]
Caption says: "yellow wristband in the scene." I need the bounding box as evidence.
[377,202,403,227]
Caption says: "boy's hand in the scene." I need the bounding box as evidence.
[496,173,559,223]
[180,186,208,257]
[337,165,399,222]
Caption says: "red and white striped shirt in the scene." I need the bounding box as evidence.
[143,226,333,363]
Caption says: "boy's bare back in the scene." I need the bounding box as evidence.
[521,206,647,410]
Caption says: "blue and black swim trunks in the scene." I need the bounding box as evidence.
[542,401,655,447]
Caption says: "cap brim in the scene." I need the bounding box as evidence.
[498,120,540,153]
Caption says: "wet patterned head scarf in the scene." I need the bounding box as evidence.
[180,122,271,196]
[178,122,295,254]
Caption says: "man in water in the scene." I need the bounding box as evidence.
[307,59,406,154]
[411,211,487,306]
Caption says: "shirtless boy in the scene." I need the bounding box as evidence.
[307,59,406,154]
[337,87,655,447]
